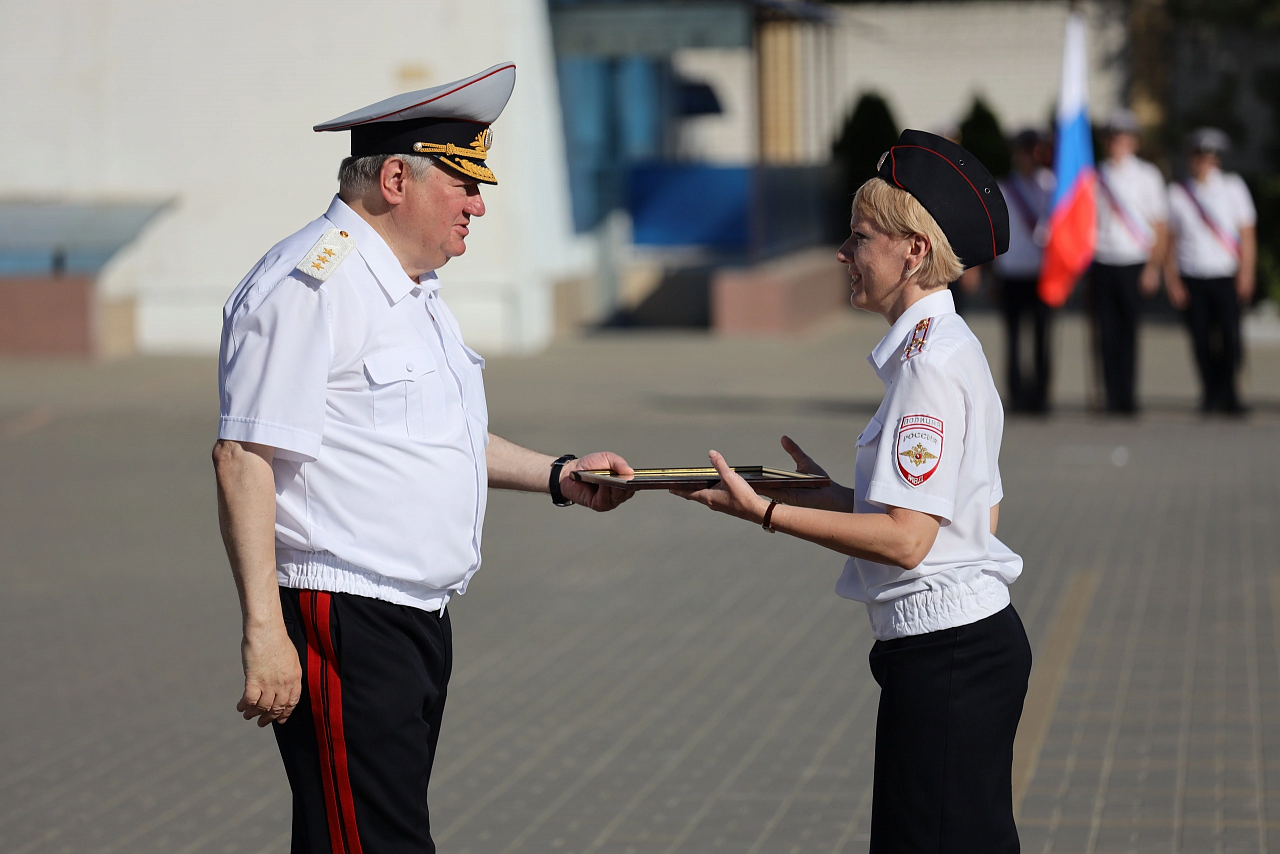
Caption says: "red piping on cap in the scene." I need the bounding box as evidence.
[889,144,997,261]
[324,63,516,130]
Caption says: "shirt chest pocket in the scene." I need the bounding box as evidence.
[363,346,448,439]
[459,343,489,429]
[853,417,883,503]
[856,417,883,448]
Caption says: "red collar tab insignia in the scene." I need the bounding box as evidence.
[896,414,943,487]
[902,317,933,361]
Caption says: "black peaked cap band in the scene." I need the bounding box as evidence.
[351,118,497,185]
[877,129,1010,268]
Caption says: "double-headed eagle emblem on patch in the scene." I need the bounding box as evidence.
[899,443,937,468]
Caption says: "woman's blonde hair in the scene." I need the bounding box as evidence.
[851,178,965,288]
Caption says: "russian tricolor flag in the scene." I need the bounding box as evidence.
[1038,12,1096,307]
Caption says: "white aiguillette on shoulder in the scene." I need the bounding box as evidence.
[296,228,355,283]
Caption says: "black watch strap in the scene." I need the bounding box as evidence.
[549,454,577,507]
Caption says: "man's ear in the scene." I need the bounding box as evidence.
[379,157,410,206]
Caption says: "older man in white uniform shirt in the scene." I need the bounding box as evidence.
[212,64,633,854]
[1092,108,1169,413]
[1164,127,1257,413]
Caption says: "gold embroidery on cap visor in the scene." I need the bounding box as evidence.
[413,129,496,183]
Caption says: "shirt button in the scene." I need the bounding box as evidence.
[406,362,415,372]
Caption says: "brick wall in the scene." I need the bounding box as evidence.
[0,276,95,356]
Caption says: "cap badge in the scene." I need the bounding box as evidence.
[295,227,355,283]
[412,128,492,160]
[410,127,496,182]
[896,414,944,487]
[902,317,933,361]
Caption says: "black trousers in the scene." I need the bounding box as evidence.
[274,588,453,854]
[869,605,1032,854]
[1089,263,1145,412]
[1182,276,1243,412]
[998,276,1052,412]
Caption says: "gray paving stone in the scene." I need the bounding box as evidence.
[2,312,1279,852]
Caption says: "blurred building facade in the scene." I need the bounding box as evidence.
[0,0,1127,355]
[0,0,586,355]
[551,0,1124,328]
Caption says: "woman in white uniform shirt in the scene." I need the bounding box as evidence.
[674,130,1031,854]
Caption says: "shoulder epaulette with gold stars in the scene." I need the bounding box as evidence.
[295,228,355,283]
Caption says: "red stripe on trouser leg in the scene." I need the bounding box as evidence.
[314,593,365,854]
[301,591,346,854]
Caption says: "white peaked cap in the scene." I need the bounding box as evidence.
[315,63,517,131]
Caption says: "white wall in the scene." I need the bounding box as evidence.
[0,0,588,355]
[671,1,1126,167]
[830,1,1126,136]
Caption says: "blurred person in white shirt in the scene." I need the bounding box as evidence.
[1091,108,1169,413]
[994,129,1056,413]
[1164,127,1257,414]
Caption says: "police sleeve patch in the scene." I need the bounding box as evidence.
[295,228,355,283]
[896,414,943,487]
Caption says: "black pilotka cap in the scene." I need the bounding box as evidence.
[876,129,1010,268]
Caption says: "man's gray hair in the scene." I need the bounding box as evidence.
[337,154,436,198]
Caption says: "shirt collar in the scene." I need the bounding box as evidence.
[1105,153,1136,171]
[323,196,440,303]
[1191,166,1223,187]
[867,288,956,378]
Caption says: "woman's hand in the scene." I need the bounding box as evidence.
[671,450,772,523]
[755,436,854,512]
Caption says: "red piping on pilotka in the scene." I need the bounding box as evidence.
[889,145,998,261]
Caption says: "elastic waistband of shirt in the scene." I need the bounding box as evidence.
[865,573,1010,641]
[276,548,451,614]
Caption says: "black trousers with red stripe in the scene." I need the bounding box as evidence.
[275,588,453,854]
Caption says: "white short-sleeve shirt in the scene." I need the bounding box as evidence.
[218,196,490,612]
[835,289,1023,640]
[994,168,1054,279]
[1095,155,1169,266]
[1168,168,1256,278]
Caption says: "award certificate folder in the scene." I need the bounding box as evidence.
[572,466,830,491]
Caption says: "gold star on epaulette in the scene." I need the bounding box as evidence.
[295,228,355,283]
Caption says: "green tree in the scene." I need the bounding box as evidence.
[831,92,899,202]
[958,96,1011,178]
[1168,0,1280,29]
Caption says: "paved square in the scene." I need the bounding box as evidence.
[1,311,1277,852]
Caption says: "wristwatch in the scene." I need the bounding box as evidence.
[549,454,577,507]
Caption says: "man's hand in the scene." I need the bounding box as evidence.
[1237,269,1256,302]
[238,624,302,727]
[1139,262,1161,296]
[213,438,296,727]
[560,452,636,512]
[1166,273,1189,310]
[486,435,635,510]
